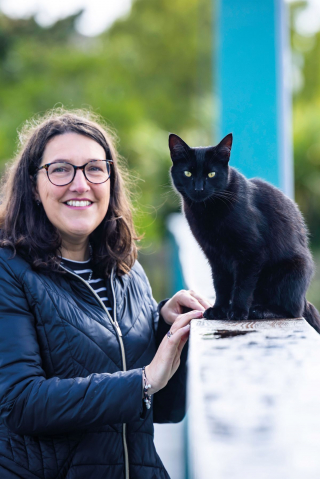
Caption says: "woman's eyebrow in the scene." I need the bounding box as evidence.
[48,158,105,164]
[49,159,69,164]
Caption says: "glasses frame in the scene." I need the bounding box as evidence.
[36,159,113,186]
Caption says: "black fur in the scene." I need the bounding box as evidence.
[169,133,320,331]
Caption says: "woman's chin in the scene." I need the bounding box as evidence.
[59,225,96,241]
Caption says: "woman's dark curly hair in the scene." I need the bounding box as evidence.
[0,108,139,276]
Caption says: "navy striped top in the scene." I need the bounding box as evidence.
[61,257,113,314]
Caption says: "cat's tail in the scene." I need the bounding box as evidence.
[303,299,320,334]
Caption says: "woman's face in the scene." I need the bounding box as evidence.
[36,132,111,245]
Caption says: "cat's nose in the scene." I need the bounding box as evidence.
[195,181,204,191]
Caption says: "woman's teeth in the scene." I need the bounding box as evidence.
[66,200,92,207]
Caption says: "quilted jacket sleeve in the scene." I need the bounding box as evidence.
[0,259,144,436]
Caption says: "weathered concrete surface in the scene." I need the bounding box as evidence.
[188,318,320,479]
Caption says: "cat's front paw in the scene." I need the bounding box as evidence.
[203,305,228,319]
[249,305,267,319]
[227,306,249,321]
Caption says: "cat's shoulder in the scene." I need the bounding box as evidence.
[249,177,276,189]
[248,177,299,213]
[249,177,286,198]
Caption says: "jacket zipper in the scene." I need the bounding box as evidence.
[60,265,130,479]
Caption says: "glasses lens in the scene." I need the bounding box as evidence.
[48,162,74,186]
[85,160,110,184]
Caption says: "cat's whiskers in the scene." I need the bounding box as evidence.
[209,192,239,209]
[224,191,246,200]
[212,191,236,204]
[214,190,243,204]
[216,190,237,198]
[208,194,231,209]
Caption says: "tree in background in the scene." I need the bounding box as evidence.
[0,0,212,235]
[0,0,319,303]
[290,3,320,305]
[0,0,212,298]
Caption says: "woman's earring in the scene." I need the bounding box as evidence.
[36,200,41,206]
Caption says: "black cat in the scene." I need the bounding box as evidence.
[169,133,320,332]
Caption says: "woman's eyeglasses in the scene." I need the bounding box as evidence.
[36,160,113,186]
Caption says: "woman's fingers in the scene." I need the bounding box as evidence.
[187,290,213,310]
[158,321,191,363]
[169,326,190,376]
[146,325,187,392]
[175,289,207,312]
[160,289,212,325]
[170,310,202,334]
[147,308,201,393]
[177,327,190,354]
[146,321,192,394]
[169,323,190,341]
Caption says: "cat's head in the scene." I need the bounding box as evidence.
[169,133,233,202]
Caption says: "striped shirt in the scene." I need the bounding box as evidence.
[61,257,113,314]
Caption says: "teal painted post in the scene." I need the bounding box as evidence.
[167,232,186,295]
[216,0,293,197]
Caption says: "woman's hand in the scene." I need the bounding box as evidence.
[145,309,203,395]
[160,289,213,325]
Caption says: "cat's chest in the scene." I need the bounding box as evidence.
[186,209,236,251]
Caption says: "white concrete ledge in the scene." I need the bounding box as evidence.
[188,318,320,479]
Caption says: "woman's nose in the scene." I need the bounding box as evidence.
[69,169,90,193]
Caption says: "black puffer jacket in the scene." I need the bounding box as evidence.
[0,248,187,478]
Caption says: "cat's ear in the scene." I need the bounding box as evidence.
[169,134,190,162]
[216,133,233,162]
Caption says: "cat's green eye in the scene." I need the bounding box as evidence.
[184,171,192,177]
[208,172,216,178]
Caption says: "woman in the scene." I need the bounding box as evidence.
[0,109,211,479]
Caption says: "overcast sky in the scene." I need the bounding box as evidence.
[0,0,319,37]
[0,0,133,36]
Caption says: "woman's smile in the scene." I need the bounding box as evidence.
[63,198,94,209]
[36,132,110,246]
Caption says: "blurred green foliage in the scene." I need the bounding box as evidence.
[0,0,212,300]
[289,3,320,308]
[0,0,319,302]
[0,0,212,248]
[291,33,320,245]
